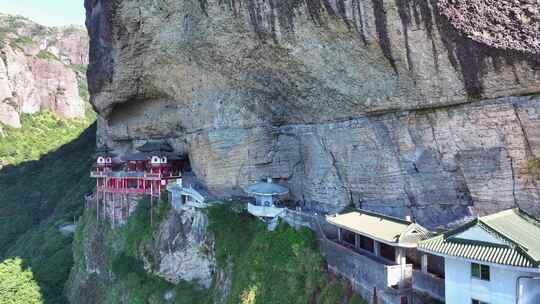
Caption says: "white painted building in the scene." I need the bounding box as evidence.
[244,178,288,219]
[167,177,208,210]
[419,209,540,304]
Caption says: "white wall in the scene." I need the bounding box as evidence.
[453,226,506,245]
[445,258,540,304]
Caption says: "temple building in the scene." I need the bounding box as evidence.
[418,208,540,304]
[324,210,435,304]
[90,140,186,226]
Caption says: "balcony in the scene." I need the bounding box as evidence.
[96,186,160,197]
[247,203,286,218]
[323,238,413,293]
[412,270,445,301]
[90,170,164,180]
[90,171,107,178]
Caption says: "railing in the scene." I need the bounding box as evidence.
[90,171,166,180]
[182,186,206,203]
[323,238,413,293]
[247,203,286,218]
[95,186,160,197]
[90,171,107,178]
[412,270,445,301]
[386,264,413,290]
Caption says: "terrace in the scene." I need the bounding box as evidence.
[325,210,433,303]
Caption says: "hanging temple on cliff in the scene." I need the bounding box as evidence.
[87,140,540,304]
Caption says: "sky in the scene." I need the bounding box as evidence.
[0,0,85,26]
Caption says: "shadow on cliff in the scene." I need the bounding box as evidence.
[0,124,96,304]
[207,0,539,99]
[395,0,540,99]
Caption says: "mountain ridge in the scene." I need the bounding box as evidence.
[0,14,89,128]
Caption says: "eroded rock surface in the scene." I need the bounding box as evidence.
[0,14,88,127]
[438,0,540,54]
[155,208,215,288]
[86,0,540,227]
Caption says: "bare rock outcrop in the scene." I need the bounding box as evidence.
[0,14,88,127]
[154,208,215,288]
[438,0,540,54]
[86,0,540,227]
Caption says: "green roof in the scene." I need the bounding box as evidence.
[326,210,431,247]
[137,140,174,153]
[419,209,540,268]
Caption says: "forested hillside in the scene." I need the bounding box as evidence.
[0,123,95,303]
[0,13,94,303]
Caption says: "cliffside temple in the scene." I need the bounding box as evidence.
[89,140,190,226]
[86,140,540,303]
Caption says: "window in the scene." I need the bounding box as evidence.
[359,235,374,253]
[471,263,490,281]
[471,299,489,304]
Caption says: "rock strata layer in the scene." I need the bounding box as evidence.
[86,0,540,227]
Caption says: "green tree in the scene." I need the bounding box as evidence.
[0,258,43,304]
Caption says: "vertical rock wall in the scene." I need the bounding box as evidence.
[0,14,89,127]
[85,0,540,227]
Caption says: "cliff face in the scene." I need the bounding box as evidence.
[0,14,89,128]
[86,0,540,227]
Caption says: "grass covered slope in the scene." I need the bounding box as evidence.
[70,201,366,304]
[0,122,96,303]
[208,205,366,304]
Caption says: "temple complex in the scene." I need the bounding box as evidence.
[90,140,187,226]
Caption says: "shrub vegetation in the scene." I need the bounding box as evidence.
[207,204,365,304]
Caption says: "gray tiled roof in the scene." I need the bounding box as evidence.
[419,209,540,268]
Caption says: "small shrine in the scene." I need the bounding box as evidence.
[244,178,288,219]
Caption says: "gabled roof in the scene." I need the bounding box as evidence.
[326,210,431,248]
[137,140,174,153]
[123,151,186,162]
[418,208,540,268]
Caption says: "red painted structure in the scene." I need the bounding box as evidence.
[91,141,184,196]
[90,141,186,225]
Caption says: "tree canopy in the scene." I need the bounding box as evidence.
[0,258,43,304]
